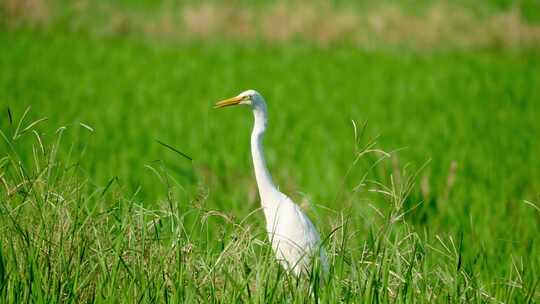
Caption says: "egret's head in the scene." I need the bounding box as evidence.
[215,90,265,109]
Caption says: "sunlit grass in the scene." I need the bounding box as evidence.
[1,26,539,302]
[0,111,538,302]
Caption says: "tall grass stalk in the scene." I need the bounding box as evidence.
[0,114,537,303]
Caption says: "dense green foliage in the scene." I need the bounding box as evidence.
[1,8,539,303]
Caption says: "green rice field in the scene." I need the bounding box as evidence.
[1,1,540,302]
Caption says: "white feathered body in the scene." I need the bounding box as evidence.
[262,191,328,276]
[215,89,328,277]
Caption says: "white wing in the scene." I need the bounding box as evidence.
[265,192,328,276]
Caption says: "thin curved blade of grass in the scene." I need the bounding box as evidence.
[156,139,192,161]
[7,107,12,125]
[17,117,48,139]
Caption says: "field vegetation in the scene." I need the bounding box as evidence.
[1,0,539,302]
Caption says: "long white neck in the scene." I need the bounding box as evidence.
[250,103,277,208]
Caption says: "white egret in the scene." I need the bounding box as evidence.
[215,90,328,277]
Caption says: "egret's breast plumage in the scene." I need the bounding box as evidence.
[263,192,328,276]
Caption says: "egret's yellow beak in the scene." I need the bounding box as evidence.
[214,95,248,108]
